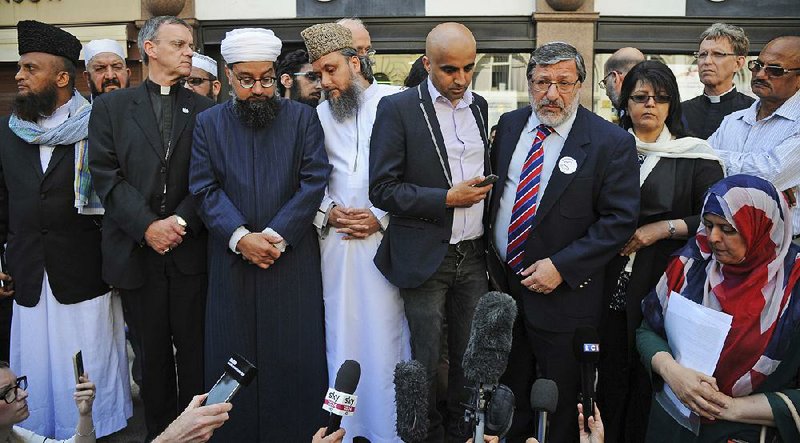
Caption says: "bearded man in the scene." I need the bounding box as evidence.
[82,39,130,100]
[189,28,330,442]
[302,22,410,442]
[488,41,639,441]
[184,52,221,101]
[276,49,322,107]
[0,20,131,439]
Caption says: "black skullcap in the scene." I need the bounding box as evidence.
[17,20,82,67]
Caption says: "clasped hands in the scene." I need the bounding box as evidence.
[328,206,380,240]
[145,216,186,255]
[236,232,284,269]
[657,354,737,421]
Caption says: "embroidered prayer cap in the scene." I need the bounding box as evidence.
[220,28,282,65]
[83,39,126,66]
[17,20,82,67]
[192,52,218,76]
[301,23,353,63]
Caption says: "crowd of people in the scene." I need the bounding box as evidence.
[0,11,798,443]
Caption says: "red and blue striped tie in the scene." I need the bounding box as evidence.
[507,124,553,274]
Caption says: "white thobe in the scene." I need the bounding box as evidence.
[316,83,411,443]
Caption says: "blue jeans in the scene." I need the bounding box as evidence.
[400,239,488,442]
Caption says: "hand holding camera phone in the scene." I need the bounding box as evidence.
[473,174,499,187]
[204,353,257,405]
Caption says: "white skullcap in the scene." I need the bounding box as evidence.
[220,28,282,64]
[83,39,125,65]
[192,52,218,76]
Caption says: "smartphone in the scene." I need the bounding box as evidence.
[473,174,499,187]
[0,253,6,288]
[72,351,84,385]
[205,372,241,405]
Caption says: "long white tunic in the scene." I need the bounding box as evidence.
[317,83,411,443]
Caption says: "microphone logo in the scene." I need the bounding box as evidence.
[323,388,358,416]
[582,343,600,353]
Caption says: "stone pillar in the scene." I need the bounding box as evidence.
[533,0,598,108]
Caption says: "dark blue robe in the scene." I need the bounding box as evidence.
[190,99,331,442]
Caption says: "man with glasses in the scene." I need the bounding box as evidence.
[184,52,221,101]
[710,35,800,234]
[276,49,322,107]
[682,23,755,139]
[189,27,330,442]
[88,15,214,440]
[338,18,378,84]
[600,47,645,120]
[488,41,639,441]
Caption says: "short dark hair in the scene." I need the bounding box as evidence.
[57,56,76,90]
[340,47,374,83]
[404,55,427,88]
[619,60,687,138]
[527,42,586,82]
[138,16,191,65]
[276,49,311,95]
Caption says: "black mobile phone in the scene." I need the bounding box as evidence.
[0,253,6,288]
[473,174,499,187]
[203,353,257,406]
[72,351,84,385]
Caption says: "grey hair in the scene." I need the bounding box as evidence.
[700,23,750,56]
[340,47,374,83]
[527,42,586,82]
[337,17,365,27]
[138,15,191,65]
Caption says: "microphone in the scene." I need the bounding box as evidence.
[461,291,517,443]
[530,379,558,443]
[394,360,429,442]
[323,360,361,437]
[572,327,600,432]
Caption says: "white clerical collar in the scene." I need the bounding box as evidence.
[705,85,736,104]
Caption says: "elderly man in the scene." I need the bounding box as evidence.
[599,47,645,118]
[184,52,221,101]
[302,22,410,442]
[338,18,373,57]
[88,15,214,440]
[369,22,491,442]
[682,23,755,138]
[82,39,130,100]
[189,28,330,441]
[710,35,800,233]
[1,20,131,439]
[276,49,322,107]
[488,42,639,441]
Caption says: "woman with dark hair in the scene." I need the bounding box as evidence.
[597,60,725,442]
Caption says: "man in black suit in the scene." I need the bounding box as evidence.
[488,42,639,442]
[88,15,214,440]
[369,22,492,442]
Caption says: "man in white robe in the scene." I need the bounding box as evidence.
[303,23,410,443]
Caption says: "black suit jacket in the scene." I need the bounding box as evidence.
[0,119,108,306]
[88,83,214,289]
[369,84,490,289]
[488,105,640,331]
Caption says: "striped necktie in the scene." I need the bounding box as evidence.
[507,124,553,274]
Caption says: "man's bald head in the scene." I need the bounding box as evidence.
[423,23,477,105]
[425,22,476,60]
[602,47,645,108]
[337,18,372,56]
[751,36,800,116]
[764,36,800,64]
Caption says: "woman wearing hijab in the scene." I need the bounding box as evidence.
[638,174,800,442]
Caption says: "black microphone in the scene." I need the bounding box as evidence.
[572,327,600,432]
[323,360,361,437]
[394,360,429,442]
[462,291,517,443]
[530,379,558,443]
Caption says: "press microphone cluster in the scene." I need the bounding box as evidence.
[322,360,361,437]
[394,360,429,442]
[573,326,600,432]
[461,291,517,443]
[530,379,558,443]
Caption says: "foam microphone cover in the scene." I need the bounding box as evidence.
[462,291,517,384]
[530,378,558,413]
[572,326,601,363]
[394,360,429,442]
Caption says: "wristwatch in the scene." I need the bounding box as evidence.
[666,219,676,239]
[175,215,188,229]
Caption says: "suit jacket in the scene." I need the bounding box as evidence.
[369,84,490,289]
[0,119,108,307]
[488,105,640,331]
[88,83,214,290]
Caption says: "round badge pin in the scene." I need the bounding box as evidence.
[558,156,577,174]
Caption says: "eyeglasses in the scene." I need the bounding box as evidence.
[748,60,800,78]
[629,94,671,104]
[234,75,277,89]
[293,71,321,83]
[693,51,737,61]
[0,376,27,404]
[597,71,617,90]
[531,79,581,93]
[185,77,211,86]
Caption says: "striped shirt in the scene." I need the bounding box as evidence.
[709,89,800,233]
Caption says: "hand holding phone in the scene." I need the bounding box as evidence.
[73,351,84,385]
[473,174,499,187]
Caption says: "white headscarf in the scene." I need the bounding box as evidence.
[221,28,281,64]
[83,39,125,65]
[192,52,218,76]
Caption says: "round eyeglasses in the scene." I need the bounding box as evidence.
[235,75,277,89]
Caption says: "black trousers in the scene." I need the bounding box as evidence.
[120,253,206,439]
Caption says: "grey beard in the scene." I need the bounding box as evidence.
[233,94,281,129]
[533,94,580,128]
[326,79,364,123]
[12,82,58,122]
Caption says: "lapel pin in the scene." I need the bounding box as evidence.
[182,107,189,114]
[558,156,577,174]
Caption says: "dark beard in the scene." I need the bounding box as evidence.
[326,77,363,123]
[12,82,58,122]
[233,94,281,129]
[290,82,319,108]
[90,77,130,98]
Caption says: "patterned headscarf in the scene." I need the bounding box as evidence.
[642,174,800,396]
